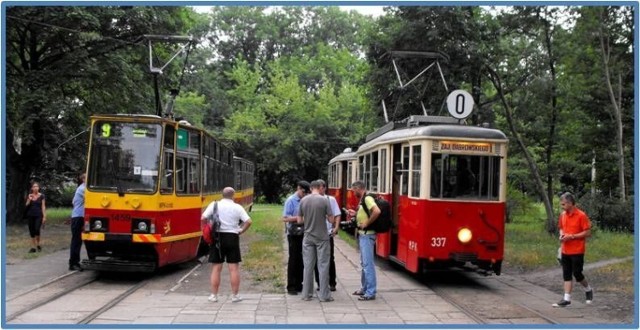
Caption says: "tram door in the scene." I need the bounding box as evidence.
[390,143,402,257]
[340,160,349,221]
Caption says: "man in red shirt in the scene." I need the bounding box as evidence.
[552,192,594,307]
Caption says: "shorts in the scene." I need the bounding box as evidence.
[561,253,585,282]
[208,232,241,264]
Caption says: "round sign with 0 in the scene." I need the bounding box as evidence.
[446,90,474,119]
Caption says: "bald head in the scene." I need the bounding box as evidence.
[223,187,235,199]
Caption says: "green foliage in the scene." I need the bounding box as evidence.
[578,193,634,232]
[505,202,633,270]
[505,184,535,223]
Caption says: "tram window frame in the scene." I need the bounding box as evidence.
[176,129,202,196]
[401,146,410,196]
[371,151,379,192]
[347,161,354,187]
[160,125,175,194]
[411,145,421,198]
[429,153,501,200]
[380,148,387,194]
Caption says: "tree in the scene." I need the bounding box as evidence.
[5,6,195,222]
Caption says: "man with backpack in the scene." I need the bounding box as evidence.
[347,180,380,301]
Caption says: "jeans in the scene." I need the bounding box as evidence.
[358,233,377,297]
[69,217,84,265]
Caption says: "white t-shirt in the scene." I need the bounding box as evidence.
[325,195,341,234]
[201,198,251,234]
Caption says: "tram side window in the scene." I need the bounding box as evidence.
[176,158,186,193]
[160,126,175,194]
[411,145,421,197]
[430,154,500,200]
[347,161,353,187]
[380,149,387,194]
[371,151,379,192]
[401,146,410,195]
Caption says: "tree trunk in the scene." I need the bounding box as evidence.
[598,12,626,201]
[485,66,556,232]
[6,127,34,225]
[543,16,558,207]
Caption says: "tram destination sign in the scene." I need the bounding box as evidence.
[438,141,492,154]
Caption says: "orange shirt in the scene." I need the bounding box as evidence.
[558,207,591,255]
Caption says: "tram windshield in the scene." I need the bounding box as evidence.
[88,121,162,193]
[430,154,501,200]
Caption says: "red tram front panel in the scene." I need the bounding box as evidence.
[385,197,504,273]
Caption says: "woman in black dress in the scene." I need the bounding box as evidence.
[25,181,46,253]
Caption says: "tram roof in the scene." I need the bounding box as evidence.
[358,120,508,153]
[328,151,357,164]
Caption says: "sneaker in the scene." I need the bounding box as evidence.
[586,290,593,304]
[330,286,336,292]
[207,294,218,302]
[231,294,243,303]
[69,264,83,271]
[37,245,42,252]
[552,300,571,307]
[28,248,36,253]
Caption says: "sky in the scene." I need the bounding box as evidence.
[192,5,386,17]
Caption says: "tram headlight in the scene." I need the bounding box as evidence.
[90,217,108,232]
[132,219,151,233]
[457,228,473,244]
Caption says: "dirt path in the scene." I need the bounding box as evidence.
[509,256,635,324]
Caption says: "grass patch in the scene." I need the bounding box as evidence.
[241,204,285,293]
[506,203,634,271]
[591,259,635,295]
[338,229,357,249]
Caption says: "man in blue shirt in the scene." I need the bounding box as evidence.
[69,173,86,271]
[282,180,310,295]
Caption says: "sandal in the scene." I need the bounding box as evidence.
[352,289,364,296]
[358,295,375,301]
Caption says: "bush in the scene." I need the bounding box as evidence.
[579,193,634,233]
[506,184,535,223]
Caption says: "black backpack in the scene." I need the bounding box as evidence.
[361,193,392,233]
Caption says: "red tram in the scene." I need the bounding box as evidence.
[81,114,253,272]
[327,148,359,232]
[328,115,508,275]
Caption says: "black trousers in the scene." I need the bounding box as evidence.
[315,237,336,287]
[287,234,304,292]
[69,217,84,266]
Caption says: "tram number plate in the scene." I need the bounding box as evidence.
[112,214,131,221]
[431,237,446,247]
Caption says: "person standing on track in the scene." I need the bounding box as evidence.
[202,187,252,303]
[552,192,594,307]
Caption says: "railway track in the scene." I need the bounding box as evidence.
[420,270,561,325]
[6,271,149,324]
